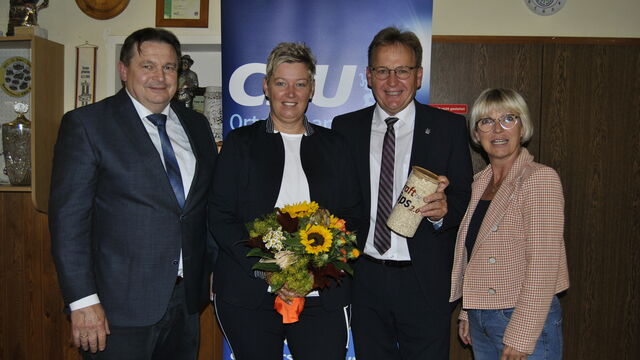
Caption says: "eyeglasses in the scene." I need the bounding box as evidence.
[475,114,520,132]
[368,66,417,80]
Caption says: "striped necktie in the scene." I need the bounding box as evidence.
[373,117,399,254]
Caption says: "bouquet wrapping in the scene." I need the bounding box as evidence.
[246,201,359,323]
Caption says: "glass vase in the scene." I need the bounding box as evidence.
[2,113,31,186]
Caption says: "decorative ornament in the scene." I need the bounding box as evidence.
[75,42,98,108]
[75,0,130,20]
[524,0,567,16]
[204,86,223,143]
[7,0,49,36]
[1,56,32,97]
[2,102,32,185]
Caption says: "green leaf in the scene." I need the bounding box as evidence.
[252,262,281,272]
[269,282,284,292]
[332,261,353,276]
[246,248,272,258]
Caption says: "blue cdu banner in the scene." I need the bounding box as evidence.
[219,1,433,358]
[221,0,433,138]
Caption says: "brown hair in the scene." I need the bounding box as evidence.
[120,27,181,66]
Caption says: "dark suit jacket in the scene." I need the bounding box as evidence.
[209,120,362,311]
[49,89,218,327]
[332,101,473,313]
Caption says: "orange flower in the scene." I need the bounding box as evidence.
[340,248,347,255]
[349,248,360,259]
[329,215,347,232]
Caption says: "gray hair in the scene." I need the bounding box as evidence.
[368,27,422,67]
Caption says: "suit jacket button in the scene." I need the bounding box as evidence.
[488,257,496,264]
[172,260,179,265]
[490,224,498,232]
[488,288,496,295]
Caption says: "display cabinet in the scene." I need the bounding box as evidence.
[0,35,64,213]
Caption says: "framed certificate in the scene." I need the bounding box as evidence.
[156,0,209,28]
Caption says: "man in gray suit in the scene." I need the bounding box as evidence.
[50,28,218,359]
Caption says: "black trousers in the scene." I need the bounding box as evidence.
[351,259,451,360]
[81,281,200,360]
[215,294,349,360]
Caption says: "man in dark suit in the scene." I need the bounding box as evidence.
[332,27,473,360]
[49,28,218,360]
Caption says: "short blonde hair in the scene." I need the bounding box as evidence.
[469,88,534,146]
[265,42,316,83]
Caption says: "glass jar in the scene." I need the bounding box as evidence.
[2,112,31,185]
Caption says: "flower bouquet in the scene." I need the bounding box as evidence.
[246,201,359,323]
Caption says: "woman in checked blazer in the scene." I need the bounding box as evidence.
[450,88,569,360]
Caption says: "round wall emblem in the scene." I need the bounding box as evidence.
[1,56,31,97]
[524,0,566,16]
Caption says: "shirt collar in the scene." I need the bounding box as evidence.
[373,101,416,128]
[265,115,315,136]
[125,89,172,121]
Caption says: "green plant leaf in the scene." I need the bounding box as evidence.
[246,248,272,258]
[332,261,353,275]
[252,262,281,272]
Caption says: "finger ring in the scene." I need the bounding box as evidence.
[80,334,88,338]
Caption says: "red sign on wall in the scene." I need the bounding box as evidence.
[430,104,468,114]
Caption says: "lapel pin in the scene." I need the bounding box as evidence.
[425,128,431,134]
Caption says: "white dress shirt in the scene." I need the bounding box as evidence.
[70,92,196,311]
[364,103,416,260]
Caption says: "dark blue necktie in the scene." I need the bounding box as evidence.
[147,113,185,208]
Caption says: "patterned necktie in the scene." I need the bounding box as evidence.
[147,113,185,208]
[373,117,399,255]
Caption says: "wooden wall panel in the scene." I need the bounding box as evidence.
[430,42,543,360]
[198,304,224,360]
[540,43,640,360]
[0,192,71,360]
[1,37,639,360]
[0,191,224,360]
[430,42,543,174]
[432,39,640,360]
[2,192,31,359]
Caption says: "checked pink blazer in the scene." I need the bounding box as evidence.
[449,148,569,354]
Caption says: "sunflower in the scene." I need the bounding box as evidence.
[280,201,319,218]
[300,224,333,255]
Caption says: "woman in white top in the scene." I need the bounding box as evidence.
[210,42,362,360]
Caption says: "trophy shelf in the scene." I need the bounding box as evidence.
[0,35,64,213]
